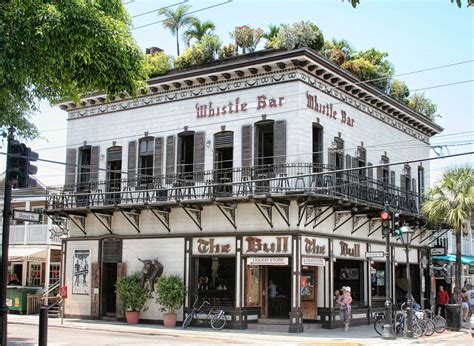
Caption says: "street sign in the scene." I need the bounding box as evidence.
[302,256,325,266]
[12,209,41,223]
[430,247,446,256]
[365,251,386,258]
[247,257,288,266]
[59,286,68,299]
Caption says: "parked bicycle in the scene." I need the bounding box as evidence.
[182,298,227,330]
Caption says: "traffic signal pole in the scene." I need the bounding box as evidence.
[0,128,14,345]
[381,206,395,339]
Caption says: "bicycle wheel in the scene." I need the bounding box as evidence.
[423,319,435,336]
[182,313,194,329]
[374,319,386,335]
[412,321,423,338]
[210,312,226,330]
[433,315,446,333]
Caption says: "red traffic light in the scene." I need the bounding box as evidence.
[380,210,391,221]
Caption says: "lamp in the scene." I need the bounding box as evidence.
[399,225,414,338]
[399,226,414,246]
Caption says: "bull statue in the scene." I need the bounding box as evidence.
[138,258,164,291]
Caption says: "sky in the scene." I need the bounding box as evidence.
[9,0,473,188]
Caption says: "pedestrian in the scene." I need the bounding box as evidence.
[437,285,449,318]
[334,289,341,307]
[461,288,469,322]
[268,280,277,299]
[339,286,352,332]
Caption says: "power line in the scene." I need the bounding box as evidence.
[131,1,188,19]
[131,0,233,31]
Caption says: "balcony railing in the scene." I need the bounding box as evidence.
[9,224,62,245]
[438,231,474,256]
[47,163,420,214]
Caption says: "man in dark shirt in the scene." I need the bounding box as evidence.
[437,286,449,318]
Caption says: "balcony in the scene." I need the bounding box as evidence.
[46,163,420,215]
[9,224,62,245]
[438,230,474,256]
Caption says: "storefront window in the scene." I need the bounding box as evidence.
[28,263,43,287]
[49,263,61,287]
[371,263,386,306]
[8,263,23,286]
[194,257,235,308]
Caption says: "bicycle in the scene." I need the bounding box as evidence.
[182,298,227,330]
[423,308,446,333]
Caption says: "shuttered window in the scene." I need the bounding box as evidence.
[102,239,122,263]
[367,162,373,188]
[153,137,164,180]
[274,120,286,173]
[165,135,175,182]
[194,132,205,182]
[214,132,233,149]
[312,124,323,172]
[90,146,100,189]
[65,148,77,190]
[127,141,137,183]
[417,166,425,196]
[241,125,252,171]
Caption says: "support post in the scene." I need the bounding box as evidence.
[381,204,395,340]
[289,236,303,333]
[39,306,48,346]
[405,244,414,338]
[0,128,13,346]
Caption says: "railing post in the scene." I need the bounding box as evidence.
[39,306,48,346]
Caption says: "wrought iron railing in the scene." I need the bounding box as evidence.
[46,163,420,214]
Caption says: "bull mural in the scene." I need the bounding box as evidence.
[138,258,164,291]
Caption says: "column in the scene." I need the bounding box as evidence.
[289,235,303,333]
[232,237,246,329]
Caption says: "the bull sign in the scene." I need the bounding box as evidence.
[138,258,164,292]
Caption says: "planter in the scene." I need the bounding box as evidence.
[163,313,177,328]
[125,311,140,324]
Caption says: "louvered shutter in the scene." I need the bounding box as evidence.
[390,170,396,186]
[65,148,77,191]
[128,141,137,185]
[400,174,405,191]
[253,125,259,167]
[154,137,164,183]
[116,263,126,319]
[328,148,336,186]
[367,163,373,188]
[90,146,100,189]
[352,156,359,183]
[166,136,175,183]
[377,166,383,191]
[102,239,122,263]
[241,125,252,174]
[214,132,233,149]
[194,132,205,182]
[90,263,101,317]
[274,120,287,173]
[345,154,352,182]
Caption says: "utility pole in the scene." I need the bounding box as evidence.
[0,127,14,345]
[381,205,395,339]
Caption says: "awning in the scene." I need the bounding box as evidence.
[432,255,474,265]
[8,247,47,262]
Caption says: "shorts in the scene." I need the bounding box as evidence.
[461,302,469,309]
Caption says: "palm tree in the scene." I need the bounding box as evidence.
[159,4,195,56]
[421,167,474,301]
[183,18,216,47]
[263,24,280,41]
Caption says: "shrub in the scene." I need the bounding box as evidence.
[230,25,263,53]
[115,273,152,312]
[155,274,187,314]
[145,51,173,78]
[174,35,221,69]
[270,21,324,51]
[199,34,222,61]
[218,43,238,59]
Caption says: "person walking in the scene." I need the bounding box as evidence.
[339,286,352,332]
[461,288,470,322]
[437,286,449,318]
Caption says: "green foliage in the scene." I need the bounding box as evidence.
[218,43,238,59]
[263,24,280,49]
[342,48,394,91]
[389,80,410,105]
[183,18,216,46]
[145,52,173,78]
[230,25,264,54]
[269,21,324,52]
[0,0,148,139]
[159,4,195,55]
[115,273,152,312]
[155,274,187,314]
[407,93,438,120]
[174,34,221,69]
[320,39,354,65]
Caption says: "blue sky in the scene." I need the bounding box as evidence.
[16,0,473,187]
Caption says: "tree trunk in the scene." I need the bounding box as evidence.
[176,28,180,56]
[455,227,462,301]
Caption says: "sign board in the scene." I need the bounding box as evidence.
[365,251,386,258]
[59,285,68,299]
[192,237,236,255]
[247,257,289,266]
[12,209,41,223]
[243,236,291,255]
[430,247,446,256]
[301,236,328,257]
[302,257,325,266]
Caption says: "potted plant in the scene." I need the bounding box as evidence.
[155,274,187,328]
[115,273,152,324]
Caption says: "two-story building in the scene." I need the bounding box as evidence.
[47,48,442,331]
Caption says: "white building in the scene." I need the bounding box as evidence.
[48,48,442,331]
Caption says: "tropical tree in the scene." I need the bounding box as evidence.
[407,93,438,120]
[263,24,280,49]
[183,18,216,47]
[1,0,148,139]
[320,38,354,65]
[421,167,474,303]
[158,4,195,56]
[389,79,410,105]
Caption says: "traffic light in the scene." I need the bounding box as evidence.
[8,141,38,188]
[392,212,402,237]
[380,209,391,236]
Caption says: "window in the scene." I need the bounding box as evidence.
[177,132,195,177]
[357,147,366,180]
[78,147,91,186]
[7,263,23,286]
[106,146,122,200]
[371,262,386,305]
[403,164,411,191]
[28,263,43,287]
[418,166,425,196]
[312,124,323,172]
[255,121,274,166]
[138,138,154,185]
[49,263,61,287]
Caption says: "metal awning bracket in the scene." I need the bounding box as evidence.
[92,211,113,234]
[255,202,273,228]
[149,207,171,232]
[313,208,336,230]
[272,199,290,227]
[333,211,353,233]
[120,210,141,234]
[216,202,237,230]
[182,205,202,231]
[351,215,370,235]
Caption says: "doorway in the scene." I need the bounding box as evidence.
[214,132,233,196]
[266,266,291,319]
[102,263,117,317]
[334,259,364,306]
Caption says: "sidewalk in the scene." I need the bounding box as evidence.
[7,313,471,345]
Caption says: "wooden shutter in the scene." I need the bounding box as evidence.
[102,239,122,263]
[241,125,252,171]
[166,136,175,183]
[274,121,286,173]
[90,262,101,317]
[116,263,126,319]
[128,141,137,183]
[65,148,77,191]
[90,146,100,189]
[153,137,164,182]
[328,148,336,169]
[253,125,259,167]
[214,132,233,149]
[194,132,205,182]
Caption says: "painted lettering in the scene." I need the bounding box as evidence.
[304,238,326,255]
[339,241,360,257]
[245,236,289,254]
[197,238,231,254]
